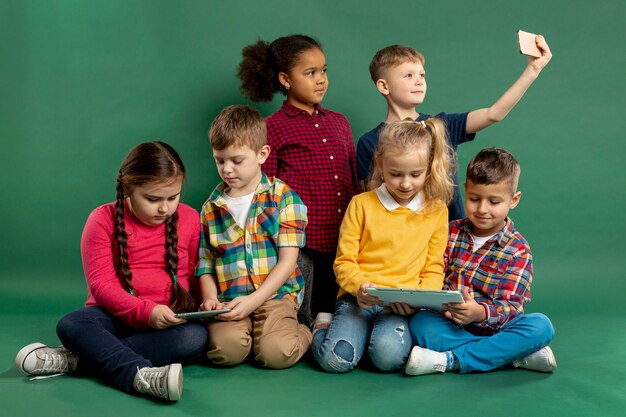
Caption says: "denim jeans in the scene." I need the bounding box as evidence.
[409,309,554,373]
[311,295,412,373]
[57,307,208,393]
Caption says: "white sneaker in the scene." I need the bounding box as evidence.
[311,312,333,335]
[16,343,78,377]
[133,364,183,401]
[405,345,447,376]
[512,346,557,372]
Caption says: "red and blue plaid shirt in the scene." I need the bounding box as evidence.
[444,217,533,332]
[265,101,362,253]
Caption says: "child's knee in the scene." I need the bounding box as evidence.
[315,338,359,373]
[206,331,251,366]
[369,320,411,371]
[526,313,555,345]
[255,333,306,369]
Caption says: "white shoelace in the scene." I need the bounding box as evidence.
[29,350,73,381]
[135,366,167,398]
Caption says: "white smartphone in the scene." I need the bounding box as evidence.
[517,30,542,58]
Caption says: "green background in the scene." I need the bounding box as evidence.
[1,1,624,416]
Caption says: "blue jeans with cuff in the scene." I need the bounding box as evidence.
[56,306,208,393]
[311,295,412,373]
[409,309,554,373]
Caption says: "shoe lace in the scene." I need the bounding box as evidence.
[29,349,73,381]
[135,366,167,398]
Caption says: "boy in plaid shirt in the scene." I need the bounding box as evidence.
[406,148,556,375]
[197,105,311,369]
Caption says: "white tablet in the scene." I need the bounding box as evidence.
[175,309,231,319]
[365,288,463,310]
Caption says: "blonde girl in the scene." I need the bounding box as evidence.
[311,118,453,373]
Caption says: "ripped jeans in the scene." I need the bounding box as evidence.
[311,295,412,373]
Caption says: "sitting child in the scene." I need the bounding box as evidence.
[312,118,454,373]
[406,148,556,375]
[197,104,311,369]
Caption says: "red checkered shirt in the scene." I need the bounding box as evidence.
[265,101,362,252]
[444,217,533,332]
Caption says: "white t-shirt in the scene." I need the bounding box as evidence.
[223,191,254,229]
[471,233,496,252]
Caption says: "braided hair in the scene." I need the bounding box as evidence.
[114,141,197,312]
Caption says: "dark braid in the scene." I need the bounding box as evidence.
[165,211,197,312]
[114,172,135,295]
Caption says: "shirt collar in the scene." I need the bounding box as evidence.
[209,172,271,206]
[459,216,515,247]
[375,184,425,212]
[280,100,327,117]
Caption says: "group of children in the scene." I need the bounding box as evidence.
[15,33,556,402]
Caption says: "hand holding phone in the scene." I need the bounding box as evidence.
[517,30,542,58]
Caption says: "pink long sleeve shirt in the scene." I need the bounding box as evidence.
[81,202,200,328]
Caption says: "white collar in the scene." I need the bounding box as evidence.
[375,184,425,212]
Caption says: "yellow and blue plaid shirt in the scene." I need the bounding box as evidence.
[197,174,307,304]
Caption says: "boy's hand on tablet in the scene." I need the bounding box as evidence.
[217,294,263,321]
[200,298,224,311]
[442,288,486,325]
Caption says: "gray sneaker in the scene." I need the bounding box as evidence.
[16,343,78,377]
[133,364,183,401]
[512,346,557,372]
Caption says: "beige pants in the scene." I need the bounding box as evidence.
[205,297,312,369]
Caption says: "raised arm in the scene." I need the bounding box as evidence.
[466,35,552,134]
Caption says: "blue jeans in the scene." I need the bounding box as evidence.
[312,295,412,373]
[409,309,554,373]
[56,307,208,393]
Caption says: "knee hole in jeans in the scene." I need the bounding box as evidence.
[333,340,355,362]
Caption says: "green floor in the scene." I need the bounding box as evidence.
[2,267,624,417]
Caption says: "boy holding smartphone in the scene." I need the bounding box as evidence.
[357,33,552,220]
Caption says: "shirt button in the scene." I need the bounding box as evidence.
[315,123,319,128]
[330,156,334,160]
[315,110,319,114]
[338,208,342,213]
[322,138,327,143]
[246,243,251,249]
[337,192,341,196]
[334,175,338,179]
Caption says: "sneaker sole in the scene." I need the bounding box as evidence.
[167,364,183,401]
[15,342,46,375]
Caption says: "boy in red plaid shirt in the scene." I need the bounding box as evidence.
[406,148,556,375]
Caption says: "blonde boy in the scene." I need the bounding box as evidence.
[358,37,552,220]
[197,105,311,369]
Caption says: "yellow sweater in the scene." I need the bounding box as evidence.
[334,189,448,297]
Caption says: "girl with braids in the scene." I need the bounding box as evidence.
[237,34,362,326]
[15,141,207,402]
[311,118,454,373]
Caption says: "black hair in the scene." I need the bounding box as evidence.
[237,34,322,102]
